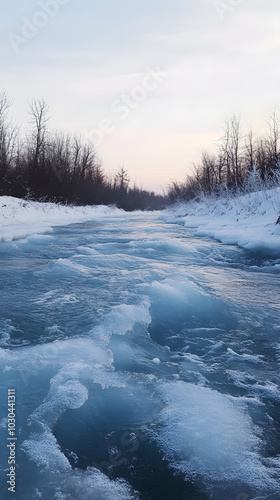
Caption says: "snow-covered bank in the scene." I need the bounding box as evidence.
[0,197,122,242]
[163,187,280,256]
[1,190,280,256]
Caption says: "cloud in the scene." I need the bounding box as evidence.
[1,0,280,191]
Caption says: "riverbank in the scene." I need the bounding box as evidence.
[0,196,122,242]
[1,190,280,257]
[163,187,280,257]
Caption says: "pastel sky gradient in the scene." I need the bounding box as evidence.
[1,0,280,192]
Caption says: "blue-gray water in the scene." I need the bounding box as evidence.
[0,212,280,500]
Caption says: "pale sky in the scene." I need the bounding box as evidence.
[1,0,280,192]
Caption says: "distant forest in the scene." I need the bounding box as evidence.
[168,112,280,202]
[1,91,280,210]
[0,92,166,211]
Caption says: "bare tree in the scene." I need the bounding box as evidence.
[201,150,218,192]
[0,92,19,194]
[114,167,130,191]
[244,128,254,172]
[48,132,71,184]
[266,110,280,171]
[219,114,243,187]
[27,99,50,189]
[219,117,232,187]
[230,114,243,185]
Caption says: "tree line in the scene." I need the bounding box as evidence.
[168,113,280,202]
[0,92,166,211]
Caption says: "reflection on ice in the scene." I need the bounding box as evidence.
[0,211,279,500]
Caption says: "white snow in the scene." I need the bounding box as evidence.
[1,189,280,255]
[0,196,122,242]
[163,187,280,256]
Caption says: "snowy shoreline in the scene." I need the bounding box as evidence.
[0,196,123,243]
[1,191,280,257]
[163,187,280,257]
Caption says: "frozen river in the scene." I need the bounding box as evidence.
[0,211,279,500]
